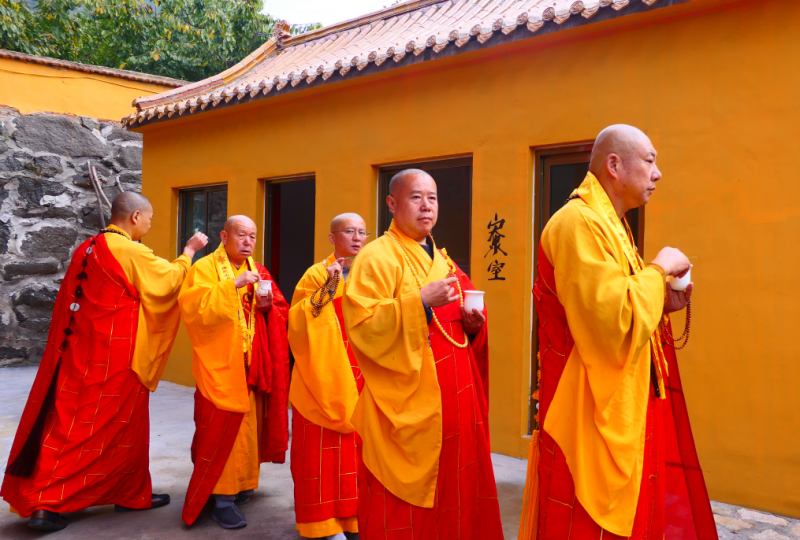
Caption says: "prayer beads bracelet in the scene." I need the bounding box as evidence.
[386,232,469,349]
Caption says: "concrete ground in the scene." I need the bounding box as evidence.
[0,367,527,539]
[3,367,799,540]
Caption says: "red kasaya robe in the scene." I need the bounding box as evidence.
[533,243,718,539]
[290,298,364,534]
[357,261,503,540]
[181,262,290,526]
[1,232,186,516]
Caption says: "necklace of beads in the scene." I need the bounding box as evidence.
[386,232,469,349]
[311,269,340,317]
[660,301,691,350]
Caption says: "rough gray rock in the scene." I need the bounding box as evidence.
[28,155,63,177]
[13,206,79,220]
[13,115,106,158]
[3,261,60,280]
[16,176,68,206]
[0,221,9,255]
[0,139,8,155]
[0,151,29,172]
[20,227,79,261]
[115,145,142,170]
[106,128,143,143]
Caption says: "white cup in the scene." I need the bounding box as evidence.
[667,266,692,291]
[463,290,485,313]
[257,280,272,296]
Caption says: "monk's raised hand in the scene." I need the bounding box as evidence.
[420,277,459,308]
[651,247,691,277]
[664,282,693,314]
[256,289,273,312]
[326,258,344,281]
[183,232,208,258]
[234,270,261,289]
[461,307,486,335]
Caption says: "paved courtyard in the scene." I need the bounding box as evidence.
[0,366,797,539]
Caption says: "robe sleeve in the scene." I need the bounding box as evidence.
[545,205,665,411]
[107,238,192,391]
[288,264,359,433]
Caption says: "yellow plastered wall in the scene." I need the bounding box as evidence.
[0,57,174,120]
[138,0,800,518]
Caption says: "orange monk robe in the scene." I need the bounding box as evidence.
[288,253,362,538]
[2,225,190,516]
[342,221,503,539]
[530,172,716,539]
[178,244,290,525]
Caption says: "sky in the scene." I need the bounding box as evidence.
[261,0,396,28]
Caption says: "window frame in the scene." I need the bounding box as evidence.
[177,184,228,259]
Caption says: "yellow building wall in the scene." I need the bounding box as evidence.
[0,57,174,120]
[137,0,800,518]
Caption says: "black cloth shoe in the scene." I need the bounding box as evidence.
[211,504,247,529]
[28,510,68,532]
[344,533,360,540]
[115,493,170,512]
[234,492,250,506]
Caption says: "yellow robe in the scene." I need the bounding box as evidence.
[103,224,191,390]
[288,253,360,537]
[288,253,359,434]
[342,221,451,508]
[540,172,666,535]
[178,257,261,495]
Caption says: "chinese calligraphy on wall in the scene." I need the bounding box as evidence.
[485,213,507,281]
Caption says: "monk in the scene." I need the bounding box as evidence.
[1,192,207,532]
[524,125,717,539]
[178,215,290,529]
[288,213,369,540]
[342,170,504,539]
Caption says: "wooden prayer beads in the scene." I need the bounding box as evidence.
[311,270,339,317]
[661,301,691,350]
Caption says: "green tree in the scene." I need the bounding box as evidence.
[0,0,320,82]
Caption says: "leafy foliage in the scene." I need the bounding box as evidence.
[0,0,320,82]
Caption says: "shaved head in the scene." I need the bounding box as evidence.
[221,215,257,266]
[589,124,661,217]
[224,215,257,233]
[330,212,365,233]
[328,212,367,258]
[111,192,152,220]
[589,124,652,174]
[389,169,432,198]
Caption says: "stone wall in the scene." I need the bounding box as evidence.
[0,106,142,367]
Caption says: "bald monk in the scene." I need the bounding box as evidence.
[525,125,717,539]
[342,170,504,539]
[288,213,368,540]
[178,215,290,529]
[1,193,207,532]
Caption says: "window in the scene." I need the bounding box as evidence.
[378,158,472,276]
[178,185,228,262]
[530,146,645,432]
[264,177,316,299]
